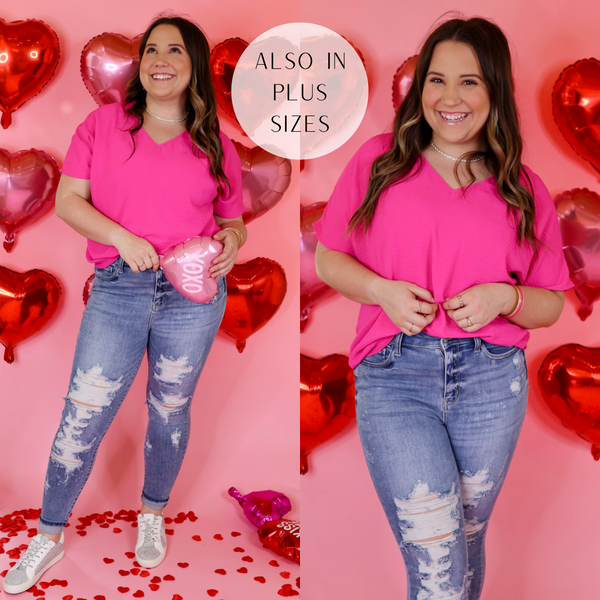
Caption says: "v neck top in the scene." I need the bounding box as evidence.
[314,133,573,368]
[61,102,244,268]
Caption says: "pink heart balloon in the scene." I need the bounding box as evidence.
[300,202,336,332]
[392,55,417,111]
[159,236,223,304]
[0,148,59,252]
[81,32,142,106]
[232,140,292,224]
[555,188,600,320]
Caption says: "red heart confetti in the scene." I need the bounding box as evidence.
[133,591,144,598]
[149,584,159,591]
[76,531,87,536]
[165,529,175,535]
[118,587,130,593]
[233,547,244,552]
[140,570,150,578]
[280,572,291,579]
[119,570,130,576]
[133,561,141,568]
[40,582,50,589]
[33,590,45,597]
[103,558,114,564]
[151,576,161,583]
[254,576,266,583]
[278,584,299,597]
[164,517,173,524]
[163,575,175,581]
[125,552,136,558]
[242,556,253,562]
[215,569,226,575]
[177,563,189,569]
[192,535,201,541]
[237,567,248,574]
[207,591,218,597]
[214,534,223,540]
[131,568,140,575]
[113,528,122,533]
[269,560,280,567]
[62,596,73,600]
[231,531,241,537]
[296,577,300,588]
[172,596,183,600]
[94,596,106,600]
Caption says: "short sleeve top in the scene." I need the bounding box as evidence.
[314,134,573,368]
[61,102,244,268]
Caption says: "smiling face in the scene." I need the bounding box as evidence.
[139,24,192,107]
[422,40,490,154]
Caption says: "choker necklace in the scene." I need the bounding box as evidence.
[145,108,189,123]
[430,141,484,163]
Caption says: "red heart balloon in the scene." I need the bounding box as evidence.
[232,140,292,224]
[539,344,600,460]
[300,353,355,474]
[257,519,300,564]
[210,38,248,124]
[392,55,417,111]
[80,32,143,106]
[553,59,600,174]
[555,188,600,320]
[300,203,335,332]
[0,266,62,363]
[0,18,60,129]
[219,257,287,352]
[83,273,95,306]
[0,148,60,252]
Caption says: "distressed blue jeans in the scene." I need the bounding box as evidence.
[354,332,528,600]
[40,257,226,534]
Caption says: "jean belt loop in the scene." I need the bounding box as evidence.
[117,256,125,274]
[395,332,404,356]
[474,337,482,353]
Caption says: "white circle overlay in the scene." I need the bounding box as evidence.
[231,23,368,160]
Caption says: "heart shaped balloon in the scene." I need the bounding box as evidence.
[81,32,143,106]
[0,266,62,363]
[392,55,417,111]
[300,353,355,474]
[555,188,600,320]
[553,59,600,174]
[232,140,292,224]
[82,273,95,305]
[258,519,300,564]
[539,344,600,460]
[0,148,60,252]
[300,202,336,332]
[159,236,223,304]
[210,38,248,125]
[0,18,60,129]
[228,487,292,528]
[219,257,287,352]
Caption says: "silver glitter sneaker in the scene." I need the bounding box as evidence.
[2,532,65,594]
[135,513,167,568]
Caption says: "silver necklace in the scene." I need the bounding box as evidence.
[145,108,189,123]
[430,141,484,163]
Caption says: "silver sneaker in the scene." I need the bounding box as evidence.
[135,513,166,568]
[2,532,65,594]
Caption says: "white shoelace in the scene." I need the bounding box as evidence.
[18,537,52,569]
[141,517,161,545]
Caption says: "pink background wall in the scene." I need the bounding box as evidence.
[0,1,299,593]
[299,0,600,599]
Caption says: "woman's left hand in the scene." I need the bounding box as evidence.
[443,283,516,332]
[210,228,240,278]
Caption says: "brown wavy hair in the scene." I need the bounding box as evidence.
[124,16,229,194]
[349,17,539,250]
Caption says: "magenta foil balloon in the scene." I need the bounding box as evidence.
[300,202,336,332]
[0,148,59,252]
[232,140,292,224]
[81,32,142,106]
[228,487,292,528]
[159,236,223,304]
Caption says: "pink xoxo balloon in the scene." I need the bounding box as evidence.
[0,148,59,252]
[300,202,336,332]
[392,55,417,111]
[81,32,142,106]
[232,140,292,224]
[159,236,223,304]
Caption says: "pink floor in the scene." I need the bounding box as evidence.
[0,507,300,600]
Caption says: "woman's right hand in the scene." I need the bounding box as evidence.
[112,229,160,273]
[372,279,438,336]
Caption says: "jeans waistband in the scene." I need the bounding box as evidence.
[393,331,482,353]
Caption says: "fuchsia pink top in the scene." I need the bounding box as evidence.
[315,134,573,368]
[61,102,244,268]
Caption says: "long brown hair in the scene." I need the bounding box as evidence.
[124,16,229,193]
[349,17,538,250]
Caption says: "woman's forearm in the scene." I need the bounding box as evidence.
[507,286,564,329]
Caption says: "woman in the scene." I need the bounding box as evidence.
[3,16,246,594]
[315,17,572,600]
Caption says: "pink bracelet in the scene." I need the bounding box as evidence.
[504,285,524,319]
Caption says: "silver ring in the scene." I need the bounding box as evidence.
[458,294,465,308]
[466,317,473,327]
[224,245,234,250]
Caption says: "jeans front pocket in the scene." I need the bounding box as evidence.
[94,257,123,281]
[361,339,395,368]
[481,340,520,360]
